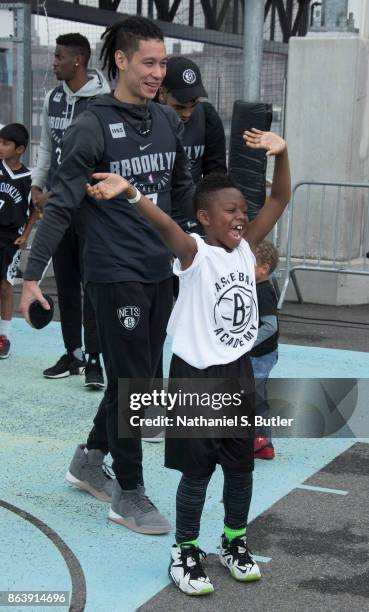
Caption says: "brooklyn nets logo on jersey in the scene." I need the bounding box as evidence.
[117,306,141,331]
[213,271,258,349]
[0,160,31,241]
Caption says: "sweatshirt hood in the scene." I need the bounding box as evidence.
[62,69,111,102]
[88,92,153,124]
[89,92,150,112]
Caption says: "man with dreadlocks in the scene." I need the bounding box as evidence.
[21,16,195,534]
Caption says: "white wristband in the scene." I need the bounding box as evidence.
[127,187,141,204]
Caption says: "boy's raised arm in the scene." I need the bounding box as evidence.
[87,173,197,270]
[243,129,291,251]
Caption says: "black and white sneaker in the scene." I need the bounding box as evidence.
[169,544,214,595]
[84,357,105,389]
[219,535,261,582]
[43,353,86,379]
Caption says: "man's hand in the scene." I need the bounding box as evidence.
[86,173,132,201]
[243,128,287,157]
[20,280,50,327]
[31,186,50,212]
[14,235,28,249]
[31,186,42,206]
[35,191,50,211]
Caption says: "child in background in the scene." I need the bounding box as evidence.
[86,127,290,596]
[250,240,279,460]
[0,123,36,358]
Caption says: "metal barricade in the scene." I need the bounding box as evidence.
[277,180,369,309]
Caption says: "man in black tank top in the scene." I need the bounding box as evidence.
[31,33,110,388]
[157,56,227,307]
[21,17,195,535]
[158,56,227,231]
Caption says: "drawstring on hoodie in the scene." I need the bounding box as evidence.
[64,96,77,127]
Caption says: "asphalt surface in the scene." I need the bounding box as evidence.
[11,277,369,612]
[138,443,369,611]
[278,302,369,352]
[13,277,369,352]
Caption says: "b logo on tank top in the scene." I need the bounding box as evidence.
[213,271,258,349]
[117,305,140,330]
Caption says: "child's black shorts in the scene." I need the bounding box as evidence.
[165,353,255,478]
[0,240,21,285]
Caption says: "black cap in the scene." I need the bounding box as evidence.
[162,57,208,103]
[28,294,54,329]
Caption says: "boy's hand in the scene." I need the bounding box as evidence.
[243,128,287,157]
[14,235,28,249]
[86,173,132,201]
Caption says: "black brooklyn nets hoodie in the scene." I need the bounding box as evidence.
[25,94,195,284]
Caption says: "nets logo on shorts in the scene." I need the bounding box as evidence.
[183,69,196,85]
[117,306,140,330]
[214,285,256,334]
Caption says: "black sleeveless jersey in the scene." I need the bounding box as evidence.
[172,102,207,231]
[83,100,177,283]
[183,102,206,184]
[47,85,90,188]
[0,160,31,245]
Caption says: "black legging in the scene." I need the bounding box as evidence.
[176,468,253,543]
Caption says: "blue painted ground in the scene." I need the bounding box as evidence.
[1,319,368,611]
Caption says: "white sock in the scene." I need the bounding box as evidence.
[73,348,84,361]
[0,320,11,338]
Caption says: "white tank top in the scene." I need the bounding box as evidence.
[167,233,258,369]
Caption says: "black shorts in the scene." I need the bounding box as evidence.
[165,353,255,478]
[0,241,21,285]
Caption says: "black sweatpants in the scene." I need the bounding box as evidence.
[52,212,99,354]
[86,278,173,490]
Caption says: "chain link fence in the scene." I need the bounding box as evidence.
[0,4,288,166]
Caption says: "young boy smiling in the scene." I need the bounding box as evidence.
[86,127,291,595]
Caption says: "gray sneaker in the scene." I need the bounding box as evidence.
[108,480,170,535]
[66,444,113,502]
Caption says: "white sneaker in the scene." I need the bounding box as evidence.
[169,544,214,595]
[219,534,261,582]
